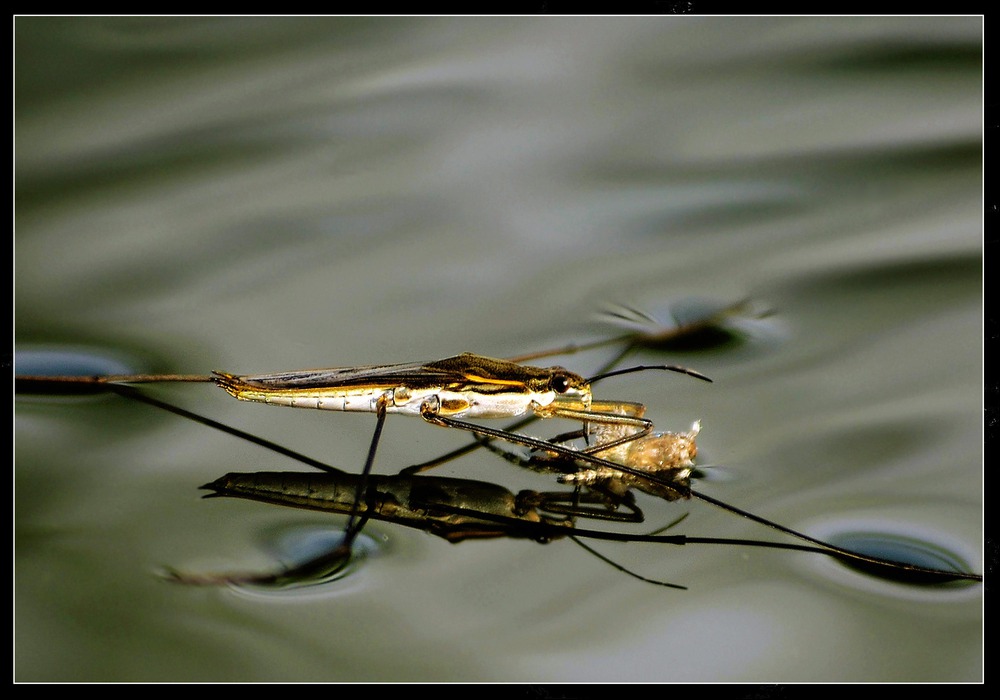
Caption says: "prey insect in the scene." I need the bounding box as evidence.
[474,400,701,523]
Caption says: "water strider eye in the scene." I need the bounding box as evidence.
[550,373,573,393]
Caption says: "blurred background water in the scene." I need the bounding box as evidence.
[14,16,983,682]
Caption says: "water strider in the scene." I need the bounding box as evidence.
[17,348,709,554]
[19,354,982,589]
[14,302,982,589]
[15,344,707,588]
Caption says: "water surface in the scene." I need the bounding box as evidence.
[15,16,983,682]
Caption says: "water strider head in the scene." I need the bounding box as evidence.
[426,353,594,415]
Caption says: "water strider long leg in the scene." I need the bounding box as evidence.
[502,298,762,364]
[339,394,390,550]
[15,377,371,586]
[416,408,983,582]
[104,384,348,475]
[428,492,984,584]
[15,374,214,388]
[171,394,394,586]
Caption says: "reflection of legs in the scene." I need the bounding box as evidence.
[474,430,583,475]
[517,488,645,523]
[474,436,646,522]
[165,395,393,588]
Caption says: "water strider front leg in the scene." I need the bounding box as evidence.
[429,401,697,511]
[533,402,655,456]
[340,392,391,548]
[416,400,677,493]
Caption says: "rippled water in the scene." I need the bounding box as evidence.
[15,16,983,682]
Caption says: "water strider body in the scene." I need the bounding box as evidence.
[212,352,595,420]
[209,351,708,463]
